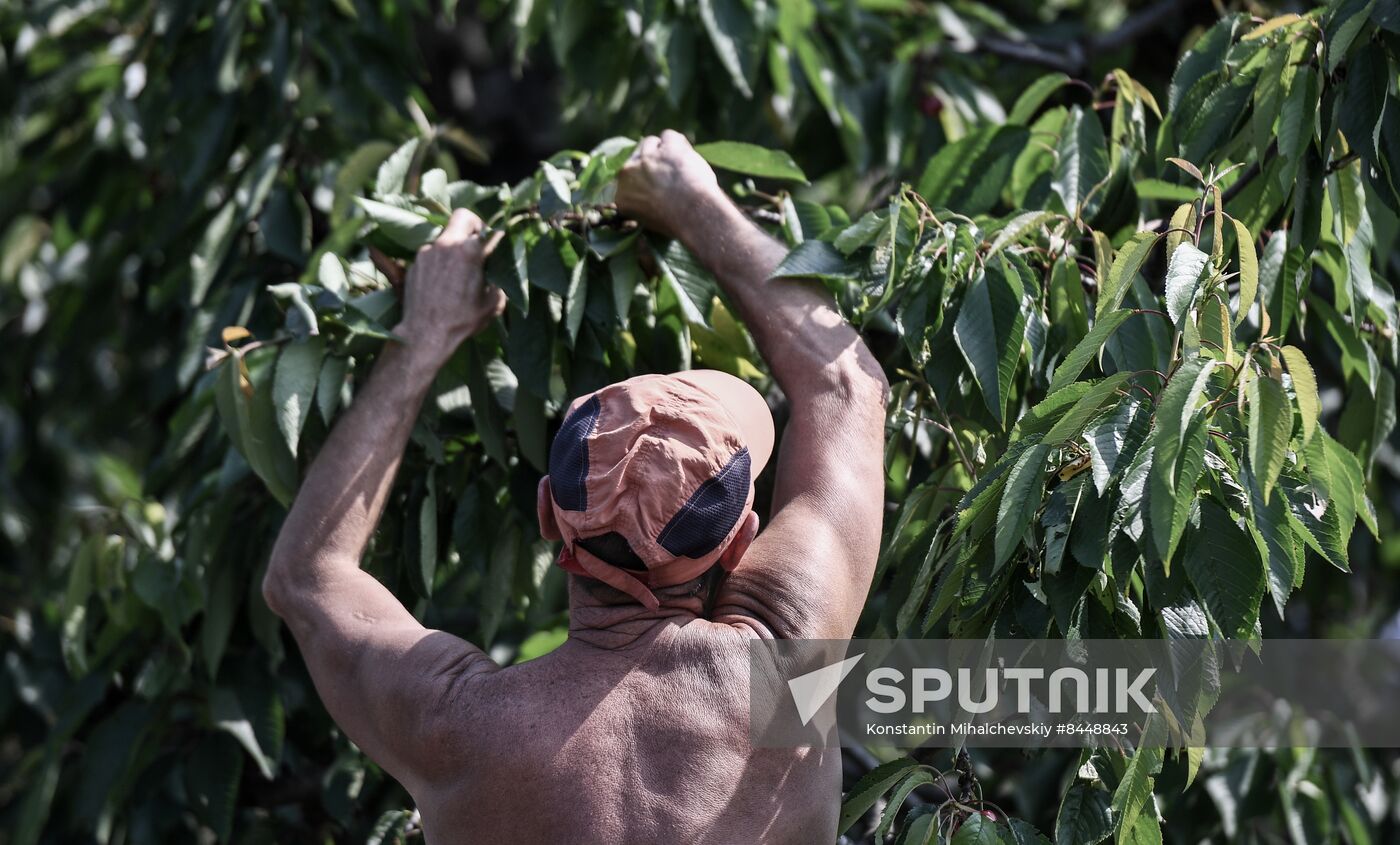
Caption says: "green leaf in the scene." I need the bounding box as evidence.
[1009,72,1071,125]
[354,197,440,250]
[1328,0,1378,74]
[1247,466,1300,618]
[697,0,758,98]
[185,734,243,842]
[201,558,240,678]
[412,469,438,598]
[1134,179,1200,202]
[526,234,572,295]
[1044,373,1133,444]
[190,202,239,307]
[375,137,419,197]
[1052,106,1111,220]
[539,161,573,214]
[1097,231,1158,317]
[1113,735,1164,844]
[1086,398,1151,495]
[1148,357,1216,562]
[1165,157,1204,184]
[895,807,940,845]
[273,336,324,457]
[464,342,509,467]
[478,522,519,646]
[1165,202,1198,261]
[995,442,1051,571]
[1055,784,1113,845]
[1120,812,1163,845]
[987,210,1057,257]
[694,141,807,182]
[485,235,530,313]
[564,252,587,343]
[1155,356,1217,477]
[954,258,1026,424]
[1253,42,1291,159]
[1280,345,1319,446]
[215,353,296,506]
[1286,483,1352,572]
[1165,243,1209,327]
[316,355,348,423]
[1230,216,1258,327]
[1302,431,1367,540]
[918,126,1030,215]
[514,388,549,472]
[1183,500,1266,639]
[317,252,350,298]
[1338,368,1396,472]
[953,813,1002,845]
[334,141,396,222]
[1247,371,1292,503]
[367,809,415,845]
[839,757,922,835]
[609,247,641,321]
[771,239,858,281]
[656,239,717,327]
[70,701,152,827]
[1168,16,1237,112]
[1311,294,1378,394]
[1339,40,1387,164]
[875,768,936,840]
[1278,66,1319,163]
[507,294,554,399]
[792,34,866,164]
[1180,73,1257,164]
[210,684,283,780]
[1050,310,1133,393]
[1010,819,1054,845]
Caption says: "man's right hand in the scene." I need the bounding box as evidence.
[394,208,507,365]
[616,130,721,240]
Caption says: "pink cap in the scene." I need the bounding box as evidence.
[547,370,775,609]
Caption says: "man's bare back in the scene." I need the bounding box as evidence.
[423,604,840,844]
[261,131,888,843]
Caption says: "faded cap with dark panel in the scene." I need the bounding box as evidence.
[546,370,775,609]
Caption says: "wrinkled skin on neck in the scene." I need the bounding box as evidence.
[566,572,713,648]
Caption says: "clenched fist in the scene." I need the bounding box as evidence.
[395,208,507,362]
[615,130,721,239]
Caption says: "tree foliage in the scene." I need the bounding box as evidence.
[3,0,1400,843]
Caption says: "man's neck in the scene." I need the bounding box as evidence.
[565,575,711,649]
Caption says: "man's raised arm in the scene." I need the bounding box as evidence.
[616,131,889,640]
[261,210,506,791]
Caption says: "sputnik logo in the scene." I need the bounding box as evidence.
[787,653,865,726]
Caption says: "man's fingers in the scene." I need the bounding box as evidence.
[439,208,484,244]
[659,129,688,149]
[638,135,661,159]
[488,287,507,318]
[480,228,506,259]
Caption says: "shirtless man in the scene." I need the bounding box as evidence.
[261,130,888,843]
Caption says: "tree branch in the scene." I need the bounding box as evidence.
[1221,141,1276,204]
[976,0,1209,76]
[978,36,1083,75]
[1091,0,1199,55]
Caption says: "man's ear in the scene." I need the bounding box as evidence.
[537,477,562,541]
[719,510,760,569]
